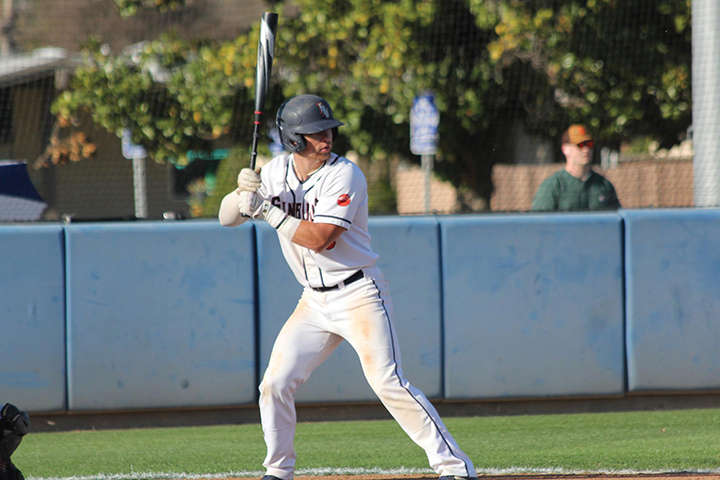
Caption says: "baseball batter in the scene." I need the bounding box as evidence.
[219,94,477,480]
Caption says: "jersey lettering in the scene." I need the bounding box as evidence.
[271,196,316,221]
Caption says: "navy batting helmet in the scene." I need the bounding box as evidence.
[276,94,344,153]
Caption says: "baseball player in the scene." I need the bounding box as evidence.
[0,403,30,480]
[219,94,477,480]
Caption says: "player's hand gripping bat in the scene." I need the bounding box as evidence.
[250,12,279,171]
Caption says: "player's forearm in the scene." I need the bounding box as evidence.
[259,202,343,252]
[218,190,249,227]
[290,221,344,253]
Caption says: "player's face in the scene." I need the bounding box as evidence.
[563,140,593,167]
[301,129,333,161]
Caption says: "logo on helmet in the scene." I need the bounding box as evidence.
[317,102,330,119]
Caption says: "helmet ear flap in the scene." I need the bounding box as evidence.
[295,135,307,153]
[276,99,306,153]
[286,132,306,153]
[278,123,306,153]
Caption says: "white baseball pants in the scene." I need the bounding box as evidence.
[259,266,476,480]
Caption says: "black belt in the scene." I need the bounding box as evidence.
[312,270,364,292]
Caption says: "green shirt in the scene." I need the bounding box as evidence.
[531,169,621,211]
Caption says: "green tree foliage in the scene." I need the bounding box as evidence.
[53,33,257,166]
[469,0,691,147]
[113,0,186,18]
[53,0,691,212]
[274,0,691,204]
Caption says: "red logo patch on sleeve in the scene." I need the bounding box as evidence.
[337,194,351,206]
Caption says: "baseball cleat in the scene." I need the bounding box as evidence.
[261,476,284,480]
[439,477,478,480]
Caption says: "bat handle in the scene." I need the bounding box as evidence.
[250,111,262,171]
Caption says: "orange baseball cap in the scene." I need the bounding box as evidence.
[562,125,593,145]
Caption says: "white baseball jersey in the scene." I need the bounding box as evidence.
[257,152,378,289]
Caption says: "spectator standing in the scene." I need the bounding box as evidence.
[531,125,620,211]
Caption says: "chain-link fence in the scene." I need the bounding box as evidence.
[0,0,704,222]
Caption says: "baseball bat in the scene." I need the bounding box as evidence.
[250,12,279,171]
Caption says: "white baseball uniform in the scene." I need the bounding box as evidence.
[221,152,476,480]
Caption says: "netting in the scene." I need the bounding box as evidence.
[0,0,701,222]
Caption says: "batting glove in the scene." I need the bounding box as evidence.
[238,190,264,218]
[237,168,262,192]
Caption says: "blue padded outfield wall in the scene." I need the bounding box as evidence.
[0,225,66,412]
[622,209,720,392]
[1,209,719,413]
[64,221,256,410]
[441,213,625,399]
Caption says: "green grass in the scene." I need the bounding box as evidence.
[14,408,720,478]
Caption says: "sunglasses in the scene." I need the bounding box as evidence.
[577,140,594,148]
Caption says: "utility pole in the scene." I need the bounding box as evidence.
[693,0,720,206]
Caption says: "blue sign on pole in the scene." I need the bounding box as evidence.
[410,93,439,155]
